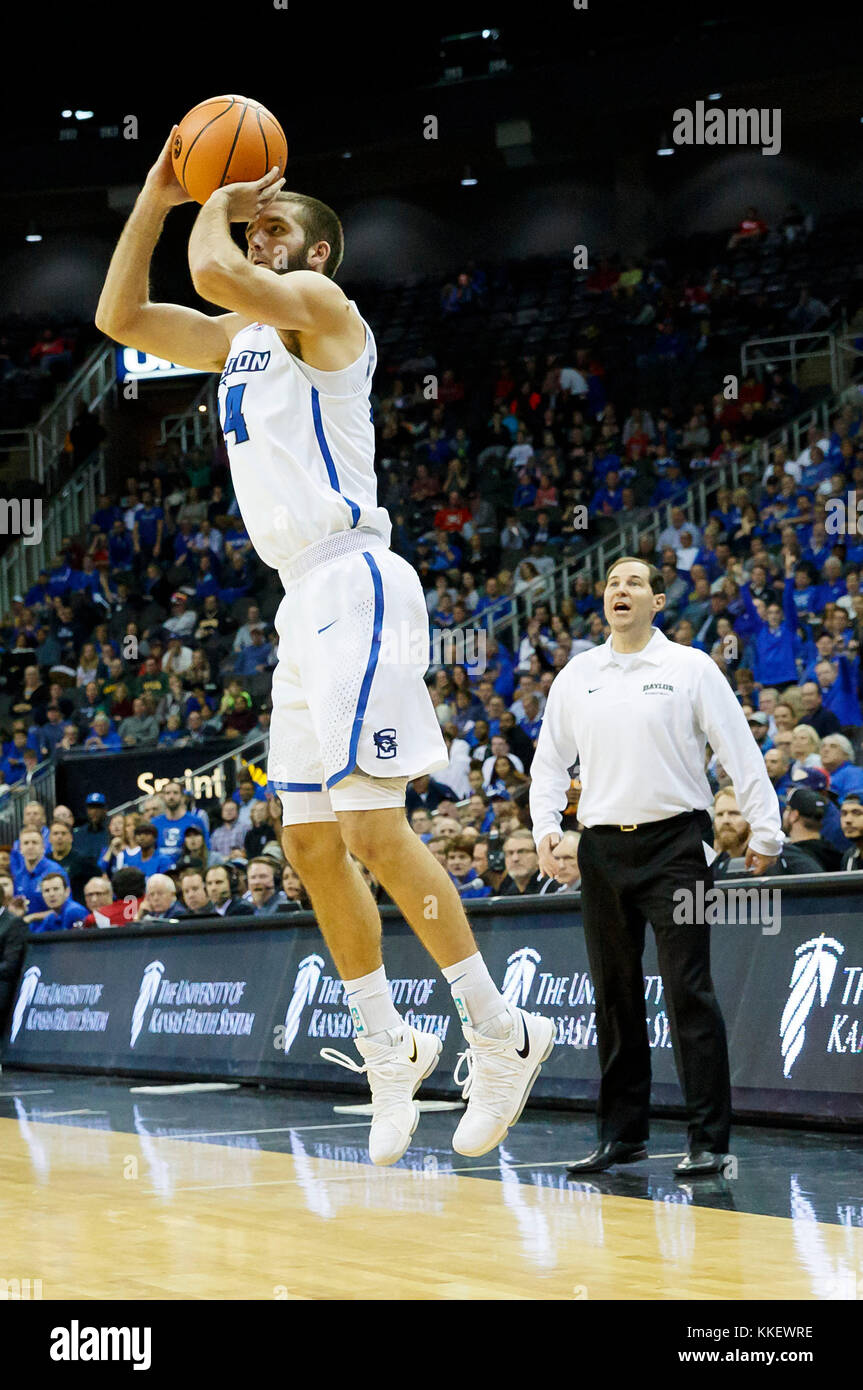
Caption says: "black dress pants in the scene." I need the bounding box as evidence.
[577,809,731,1153]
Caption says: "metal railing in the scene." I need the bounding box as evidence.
[105,730,270,819]
[741,323,845,393]
[0,342,116,486]
[160,375,219,453]
[0,730,267,846]
[0,448,106,619]
[836,331,863,383]
[0,760,57,844]
[457,369,863,652]
[0,339,221,626]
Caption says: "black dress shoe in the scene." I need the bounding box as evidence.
[674,1150,727,1177]
[567,1140,648,1175]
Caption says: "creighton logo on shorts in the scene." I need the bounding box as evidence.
[373,728,398,759]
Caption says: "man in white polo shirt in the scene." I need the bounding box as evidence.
[530,557,783,1178]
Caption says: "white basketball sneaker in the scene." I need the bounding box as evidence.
[451,1005,556,1158]
[321,1025,443,1166]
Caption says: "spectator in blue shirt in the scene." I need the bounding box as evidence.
[591,470,624,514]
[650,463,687,506]
[10,809,51,877]
[133,490,165,560]
[13,827,65,914]
[512,471,537,510]
[99,819,177,878]
[84,711,124,751]
[92,494,122,533]
[518,693,543,743]
[790,564,820,619]
[738,551,800,686]
[234,628,274,675]
[1,729,31,786]
[820,735,863,799]
[71,793,111,862]
[108,519,135,569]
[764,745,795,803]
[27,704,67,759]
[224,524,252,555]
[46,559,77,599]
[27,870,87,933]
[473,578,514,632]
[173,519,195,562]
[195,553,222,601]
[801,519,832,571]
[429,531,462,572]
[405,774,457,818]
[445,839,492,899]
[591,443,621,480]
[24,571,51,607]
[812,556,846,613]
[76,559,102,601]
[158,713,184,745]
[481,636,516,702]
[151,780,209,858]
[808,653,863,728]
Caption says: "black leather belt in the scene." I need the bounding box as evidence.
[588,810,700,834]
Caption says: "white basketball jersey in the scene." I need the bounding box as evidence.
[216,304,391,581]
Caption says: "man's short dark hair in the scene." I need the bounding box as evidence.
[111,867,146,898]
[446,836,475,857]
[274,192,344,279]
[39,872,67,890]
[605,557,665,595]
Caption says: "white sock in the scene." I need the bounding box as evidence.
[443,952,508,1030]
[342,965,402,1040]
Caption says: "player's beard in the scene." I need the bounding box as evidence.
[273,240,315,275]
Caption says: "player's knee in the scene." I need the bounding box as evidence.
[337,815,382,868]
[337,811,407,870]
[281,822,345,878]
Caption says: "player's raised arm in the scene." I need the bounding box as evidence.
[187,173,353,337]
[95,129,245,372]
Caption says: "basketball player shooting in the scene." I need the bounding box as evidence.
[96,129,555,1166]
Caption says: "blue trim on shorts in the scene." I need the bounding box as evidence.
[311,385,361,528]
[326,550,384,789]
[271,781,324,793]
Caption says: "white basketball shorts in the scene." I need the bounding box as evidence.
[267,531,449,825]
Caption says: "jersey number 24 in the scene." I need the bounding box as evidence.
[221,384,249,444]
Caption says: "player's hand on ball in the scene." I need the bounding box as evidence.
[538,832,562,881]
[745,847,777,875]
[211,167,286,222]
[144,128,193,209]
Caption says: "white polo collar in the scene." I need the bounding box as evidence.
[597,625,669,669]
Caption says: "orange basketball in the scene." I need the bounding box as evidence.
[171,95,288,205]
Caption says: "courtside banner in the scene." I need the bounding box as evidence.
[54,741,241,818]
[2,878,862,1120]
